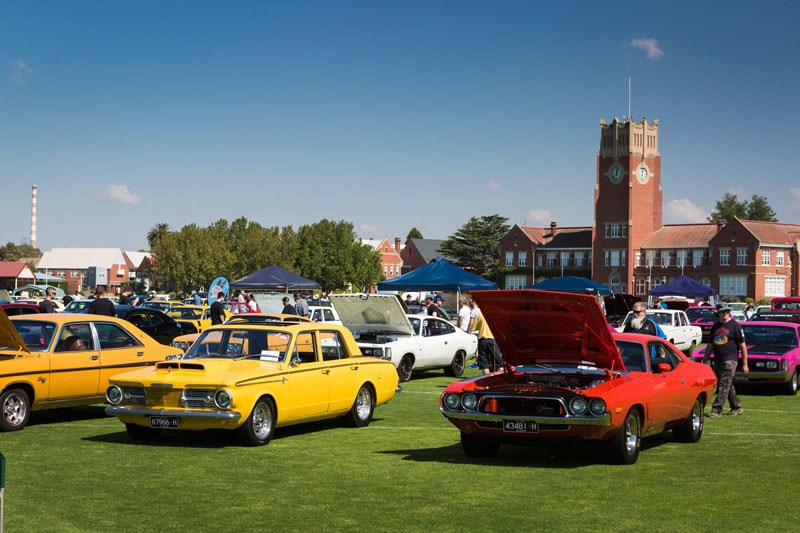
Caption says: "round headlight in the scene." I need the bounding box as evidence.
[443,393,460,410]
[214,389,233,409]
[766,361,778,369]
[589,398,606,416]
[569,397,588,416]
[106,385,123,405]
[461,393,478,411]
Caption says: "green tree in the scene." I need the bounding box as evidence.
[438,214,510,277]
[708,193,778,222]
[406,227,423,240]
[147,223,171,249]
[745,194,778,221]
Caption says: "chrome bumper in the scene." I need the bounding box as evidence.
[106,405,242,421]
[440,408,611,426]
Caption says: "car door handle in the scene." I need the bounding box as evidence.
[351,365,358,370]
[137,351,144,357]
[89,355,99,361]
[321,369,330,374]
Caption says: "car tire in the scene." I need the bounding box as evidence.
[342,385,374,428]
[673,397,704,443]
[605,407,641,465]
[461,431,500,458]
[238,396,276,446]
[444,351,466,377]
[397,355,414,383]
[125,423,162,441]
[782,369,799,396]
[0,388,31,432]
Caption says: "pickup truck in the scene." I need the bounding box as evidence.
[616,309,702,353]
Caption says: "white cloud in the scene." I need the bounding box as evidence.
[359,224,377,236]
[487,181,500,192]
[11,59,33,85]
[629,38,664,60]
[664,198,708,223]
[526,209,552,224]
[105,184,141,205]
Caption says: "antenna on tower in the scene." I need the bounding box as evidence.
[628,77,632,121]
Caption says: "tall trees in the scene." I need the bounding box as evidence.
[406,227,423,240]
[438,214,510,278]
[147,223,171,249]
[708,193,778,222]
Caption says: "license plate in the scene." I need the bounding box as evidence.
[503,420,538,433]
[150,416,179,429]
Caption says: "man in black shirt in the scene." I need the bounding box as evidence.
[702,303,749,417]
[39,288,58,313]
[210,293,226,325]
[281,296,296,315]
[622,303,658,336]
[88,287,116,317]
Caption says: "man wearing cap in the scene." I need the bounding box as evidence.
[281,296,296,316]
[702,303,749,417]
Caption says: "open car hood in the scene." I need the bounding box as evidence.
[471,290,623,371]
[329,294,414,335]
[0,307,29,354]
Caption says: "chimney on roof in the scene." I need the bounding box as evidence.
[394,237,401,254]
[550,221,557,236]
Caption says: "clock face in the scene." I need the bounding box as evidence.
[636,165,649,184]
[609,165,623,184]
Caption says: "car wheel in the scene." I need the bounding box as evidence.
[397,355,414,383]
[782,369,799,396]
[125,423,162,441]
[0,388,31,432]
[605,407,641,465]
[673,397,704,443]
[461,431,500,458]
[444,351,466,377]
[238,396,276,446]
[342,385,374,428]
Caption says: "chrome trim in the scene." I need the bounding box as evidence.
[440,408,611,426]
[106,405,242,421]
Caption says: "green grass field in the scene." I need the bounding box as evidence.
[1,365,798,532]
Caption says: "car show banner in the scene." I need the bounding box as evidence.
[208,276,230,304]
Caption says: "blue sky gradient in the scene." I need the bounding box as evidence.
[3,1,799,251]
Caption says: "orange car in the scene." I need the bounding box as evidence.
[440,290,717,464]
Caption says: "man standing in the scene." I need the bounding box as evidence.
[471,308,502,374]
[457,298,471,331]
[433,296,450,320]
[294,293,309,317]
[425,296,437,317]
[88,287,116,317]
[702,303,749,417]
[622,303,659,336]
[281,296,296,315]
[193,291,202,306]
[38,287,58,313]
[210,293,226,325]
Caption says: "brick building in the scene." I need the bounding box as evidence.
[36,248,151,294]
[362,237,404,279]
[498,117,800,301]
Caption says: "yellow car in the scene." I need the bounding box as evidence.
[167,305,230,334]
[170,313,312,352]
[106,322,399,445]
[141,300,185,313]
[0,309,183,431]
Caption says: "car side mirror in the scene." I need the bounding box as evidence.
[657,363,672,373]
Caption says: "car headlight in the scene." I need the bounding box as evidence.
[214,389,233,409]
[106,385,123,405]
[569,397,588,416]
[765,361,778,370]
[589,398,606,416]
[461,393,478,411]
[443,393,460,410]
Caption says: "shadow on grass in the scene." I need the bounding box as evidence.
[380,432,675,468]
[28,405,109,428]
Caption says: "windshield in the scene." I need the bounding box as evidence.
[742,325,798,353]
[11,320,58,351]
[646,312,673,326]
[170,308,203,319]
[686,308,717,322]
[183,329,292,361]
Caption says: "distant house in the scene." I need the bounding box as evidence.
[37,248,142,294]
[0,261,37,291]
[362,237,403,279]
[400,239,451,273]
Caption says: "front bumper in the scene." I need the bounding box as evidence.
[106,405,242,426]
[440,408,611,426]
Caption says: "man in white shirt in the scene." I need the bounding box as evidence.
[457,298,471,331]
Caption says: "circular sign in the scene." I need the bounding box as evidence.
[208,276,230,304]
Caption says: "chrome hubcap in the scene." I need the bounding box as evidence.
[355,388,371,420]
[3,393,25,426]
[625,414,639,454]
[252,402,272,439]
[691,402,703,432]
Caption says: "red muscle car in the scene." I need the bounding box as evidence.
[440,290,717,464]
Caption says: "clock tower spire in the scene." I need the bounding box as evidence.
[592,117,662,293]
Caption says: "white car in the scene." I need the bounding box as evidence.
[308,304,342,325]
[616,309,702,353]
[330,293,478,382]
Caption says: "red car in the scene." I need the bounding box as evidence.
[0,303,41,316]
[440,290,717,464]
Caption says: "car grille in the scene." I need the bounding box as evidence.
[479,396,566,417]
[120,387,146,406]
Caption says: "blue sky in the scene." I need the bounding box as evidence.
[2,1,799,252]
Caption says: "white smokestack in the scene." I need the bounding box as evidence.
[31,184,37,249]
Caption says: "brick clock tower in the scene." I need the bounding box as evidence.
[592,117,662,293]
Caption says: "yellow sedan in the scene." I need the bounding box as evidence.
[0,309,183,431]
[106,322,399,445]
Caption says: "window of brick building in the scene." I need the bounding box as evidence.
[719,248,730,266]
[518,251,527,267]
[761,250,771,266]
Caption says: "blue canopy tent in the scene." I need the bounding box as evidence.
[648,276,718,302]
[377,257,498,292]
[529,276,613,296]
[231,265,320,291]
